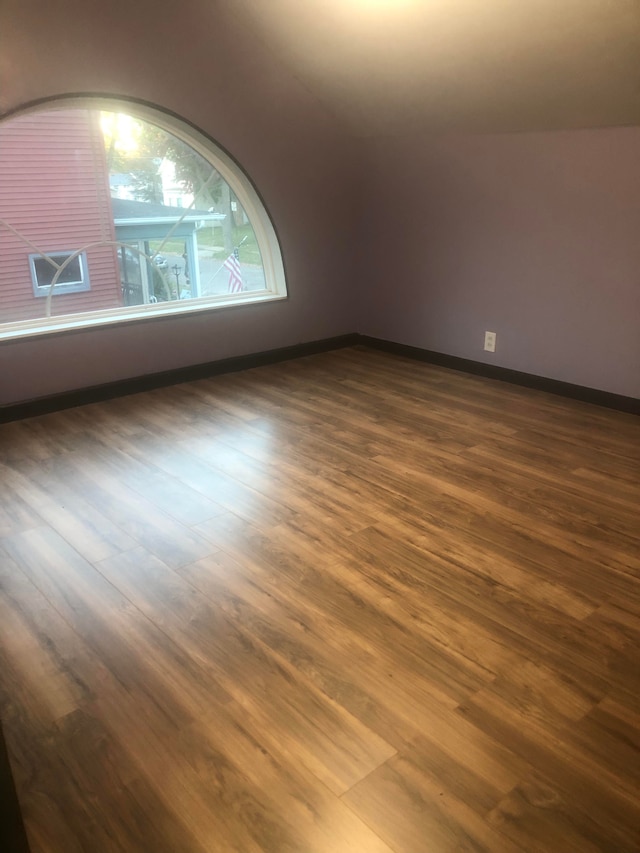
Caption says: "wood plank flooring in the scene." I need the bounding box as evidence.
[1,345,638,852]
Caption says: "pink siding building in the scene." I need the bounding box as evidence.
[0,109,121,323]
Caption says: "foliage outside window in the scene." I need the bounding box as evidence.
[0,98,286,339]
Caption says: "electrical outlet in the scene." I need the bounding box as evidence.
[484,331,496,352]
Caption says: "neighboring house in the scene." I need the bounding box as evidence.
[158,158,194,209]
[0,110,225,322]
[109,172,136,200]
[108,161,194,209]
[0,109,121,323]
[111,197,224,300]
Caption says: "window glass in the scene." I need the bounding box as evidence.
[0,99,286,337]
[30,251,89,295]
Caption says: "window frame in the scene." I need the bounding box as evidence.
[0,96,287,342]
[29,250,90,297]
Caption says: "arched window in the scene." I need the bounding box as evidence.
[0,98,287,339]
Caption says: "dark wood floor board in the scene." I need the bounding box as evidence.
[371,452,640,566]
[485,750,640,853]
[263,431,638,605]
[124,437,300,532]
[487,773,613,853]
[0,549,248,853]
[0,419,67,466]
[0,556,200,852]
[64,434,229,528]
[315,416,479,475]
[399,504,637,612]
[37,709,211,853]
[463,439,640,515]
[178,545,503,729]
[564,698,640,793]
[176,550,508,765]
[451,443,640,544]
[1,527,232,726]
[1,526,136,626]
[177,706,397,853]
[94,545,396,796]
[80,693,270,853]
[293,345,631,446]
[347,347,637,443]
[312,526,515,675]
[0,477,44,538]
[34,451,220,569]
[138,394,252,443]
[287,558,497,705]
[583,602,640,652]
[511,423,640,482]
[272,350,512,436]
[0,553,104,724]
[351,520,608,637]
[171,721,387,853]
[184,370,296,421]
[175,551,436,750]
[185,530,536,795]
[457,690,640,842]
[347,518,599,625]
[467,434,600,481]
[384,732,508,817]
[346,526,633,703]
[256,366,518,453]
[69,397,155,439]
[571,463,640,499]
[5,725,91,853]
[1,347,638,852]
[329,551,519,677]
[195,509,628,709]
[342,750,526,853]
[337,376,523,445]
[2,459,138,562]
[93,670,397,853]
[195,513,495,709]
[214,381,424,461]
[89,410,320,491]
[0,593,80,732]
[364,477,640,606]
[362,518,601,619]
[85,391,214,444]
[180,435,381,535]
[176,549,535,796]
[201,374,332,433]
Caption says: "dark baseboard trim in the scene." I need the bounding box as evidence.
[1,334,359,424]
[2,332,637,421]
[359,336,640,415]
[0,723,31,853]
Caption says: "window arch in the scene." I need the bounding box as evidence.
[0,97,287,340]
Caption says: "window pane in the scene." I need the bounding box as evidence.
[33,254,83,287]
[0,102,279,331]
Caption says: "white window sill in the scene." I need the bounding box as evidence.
[0,290,287,343]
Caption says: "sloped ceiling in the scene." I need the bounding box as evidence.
[225,0,640,135]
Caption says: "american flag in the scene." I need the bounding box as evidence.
[224,248,243,293]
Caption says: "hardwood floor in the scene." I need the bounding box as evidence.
[1,345,638,852]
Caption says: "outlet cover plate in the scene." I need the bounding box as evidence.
[484,331,496,352]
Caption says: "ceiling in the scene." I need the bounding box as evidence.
[224,0,640,135]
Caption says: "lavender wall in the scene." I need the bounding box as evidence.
[359,129,640,398]
[1,1,638,405]
[0,0,359,405]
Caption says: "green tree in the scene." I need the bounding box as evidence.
[163,141,235,253]
[102,115,165,203]
[101,112,236,252]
